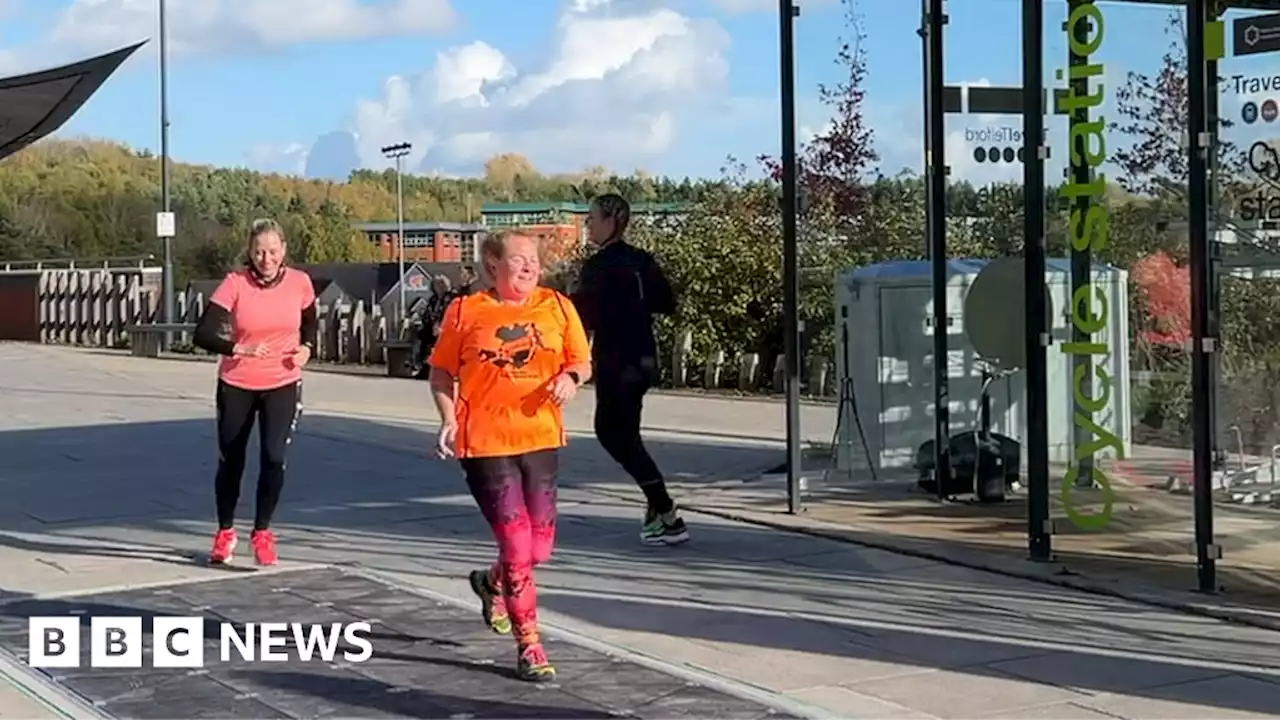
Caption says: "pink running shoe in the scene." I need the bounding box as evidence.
[251,530,278,566]
[209,529,237,565]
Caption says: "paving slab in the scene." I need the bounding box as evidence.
[6,344,1280,719]
[0,672,59,719]
[0,567,797,720]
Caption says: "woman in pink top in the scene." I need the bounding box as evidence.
[192,219,318,566]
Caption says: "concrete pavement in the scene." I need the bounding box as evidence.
[3,343,1280,718]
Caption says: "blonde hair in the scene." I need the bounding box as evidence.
[479,228,540,286]
[247,218,285,250]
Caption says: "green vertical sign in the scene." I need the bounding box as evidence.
[1058,0,1120,530]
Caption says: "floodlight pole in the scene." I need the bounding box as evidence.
[381,142,412,332]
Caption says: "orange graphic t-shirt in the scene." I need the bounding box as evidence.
[428,287,591,459]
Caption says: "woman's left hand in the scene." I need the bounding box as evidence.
[286,344,312,369]
[549,372,579,406]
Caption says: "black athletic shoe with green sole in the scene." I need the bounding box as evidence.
[640,507,690,546]
[468,569,512,635]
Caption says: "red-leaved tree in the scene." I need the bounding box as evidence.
[1131,251,1191,347]
[760,0,878,227]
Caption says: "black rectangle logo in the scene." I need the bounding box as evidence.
[1234,12,1280,57]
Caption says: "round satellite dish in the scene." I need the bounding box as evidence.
[963,257,1052,372]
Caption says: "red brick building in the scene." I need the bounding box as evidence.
[479,202,685,265]
[354,222,485,264]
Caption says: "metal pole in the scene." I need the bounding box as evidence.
[780,0,802,514]
[918,0,930,260]
[1207,2,1223,476]
[159,0,173,349]
[1187,0,1217,593]
[396,154,406,331]
[1022,0,1051,562]
[925,0,950,500]
[381,142,412,330]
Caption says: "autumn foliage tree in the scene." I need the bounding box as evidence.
[1107,11,1280,450]
[1131,251,1190,347]
[1111,13,1245,203]
[761,0,877,233]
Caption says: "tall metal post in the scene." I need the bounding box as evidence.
[780,0,803,514]
[918,0,930,260]
[1207,1,1223,477]
[396,154,406,328]
[924,0,950,500]
[381,142,412,332]
[159,0,173,349]
[1022,0,1051,561]
[1187,0,1217,593]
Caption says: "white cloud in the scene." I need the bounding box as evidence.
[328,0,731,176]
[245,142,309,176]
[48,0,458,56]
[0,49,18,76]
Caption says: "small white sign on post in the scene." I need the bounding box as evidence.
[156,212,176,238]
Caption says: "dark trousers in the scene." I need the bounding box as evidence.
[593,376,672,513]
[214,380,302,531]
[409,325,434,368]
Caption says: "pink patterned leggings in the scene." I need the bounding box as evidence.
[460,449,558,648]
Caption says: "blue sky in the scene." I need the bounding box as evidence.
[2,0,1279,183]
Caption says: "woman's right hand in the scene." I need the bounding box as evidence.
[436,422,458,459]
[234,343,269,358]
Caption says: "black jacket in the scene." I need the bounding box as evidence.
[571,241,675,386]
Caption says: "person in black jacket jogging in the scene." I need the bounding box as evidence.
[572,194,689,545]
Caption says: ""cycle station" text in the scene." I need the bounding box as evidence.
[1058,0,1122,530]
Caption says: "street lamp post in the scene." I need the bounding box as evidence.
[381,142,412,333]
[159,0,174,349]
[779,0,802,514]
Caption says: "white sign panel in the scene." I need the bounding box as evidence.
[156,211,175,238]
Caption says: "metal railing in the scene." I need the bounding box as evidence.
[0,255,160,274]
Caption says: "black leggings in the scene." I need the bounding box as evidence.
[214,380,302,531]
[593,379,673,514]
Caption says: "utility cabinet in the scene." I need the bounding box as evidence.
[832,258,1132,478]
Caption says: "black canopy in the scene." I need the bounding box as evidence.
[0,41,145,161]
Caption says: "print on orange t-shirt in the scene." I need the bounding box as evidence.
[428,286,591,459]
[208,268,317,391]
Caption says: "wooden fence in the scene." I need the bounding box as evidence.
[34,269,838,395]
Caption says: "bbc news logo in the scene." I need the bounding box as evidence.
[28,617,373,668]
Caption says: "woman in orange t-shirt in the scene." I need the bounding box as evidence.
[427,229,591,682]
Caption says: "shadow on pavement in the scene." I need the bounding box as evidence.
[243,670,614,719]
[1,415,1280,717]
[0,568,778,720]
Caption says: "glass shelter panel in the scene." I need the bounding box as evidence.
[1040,0,1198,591]
[1213,5,1280,597]
[812,0,1213,593]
